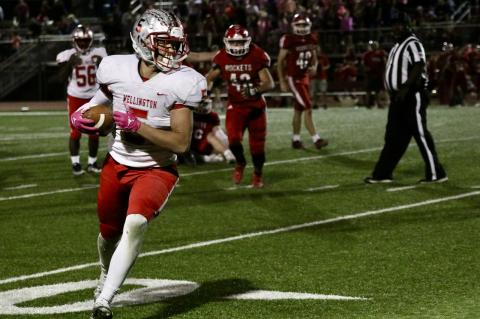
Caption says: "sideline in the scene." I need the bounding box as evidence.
[0,190,478,285]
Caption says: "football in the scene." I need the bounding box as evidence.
[82,104,114,136]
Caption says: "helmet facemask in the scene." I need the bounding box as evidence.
[130,9,189,72]
[147,32,188,71]
[72,25,93,53]
[292,21,311,35]
[223,25,251,57]
[224,38,251,56]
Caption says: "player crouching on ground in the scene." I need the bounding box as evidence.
[205,24,275,188]
[70,9,208,319]
[190,102,236,164]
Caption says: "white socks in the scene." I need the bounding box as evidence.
[98,214,148,303]
[95,234,119,297]
[311,134,321,143]
[223,149,236,162]
[70,155,80,165]
[88,156,98,165]
[292,134,301,142]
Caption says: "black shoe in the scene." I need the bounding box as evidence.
[364,176,393,184]
[292,140,304,149]
[419,176,448,184]
[87,162,102,174]
[72,163,85,176]
[314,138,329,150]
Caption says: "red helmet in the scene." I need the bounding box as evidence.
[72,24,93,53]
[223,25,251,57]
[291,13,312,36]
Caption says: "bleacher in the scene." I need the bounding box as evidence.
[0,0,478,101]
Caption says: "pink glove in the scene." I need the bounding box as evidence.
[70,110,99,134]
[113,111,141,132]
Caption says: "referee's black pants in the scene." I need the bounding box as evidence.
[372,90,446,180]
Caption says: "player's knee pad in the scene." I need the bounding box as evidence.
[70,129,82,140]
[123,214,148,247]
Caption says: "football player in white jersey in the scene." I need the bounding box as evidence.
[56,24,107,176]
[70,9,208,319]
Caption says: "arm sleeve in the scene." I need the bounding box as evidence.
[260,50,272,69]
[95,57,111,85]
[78,89,112,112]
[56,50,71,63]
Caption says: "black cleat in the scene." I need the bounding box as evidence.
[87,162,102,174]
[314,138,329,150]
[292,140,304,149]
[72,163,85,176]
[91,298,112,319]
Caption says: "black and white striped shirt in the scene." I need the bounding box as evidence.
[384,35,428,92]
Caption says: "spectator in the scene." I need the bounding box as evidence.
[335,46,359,102]
[338,5,353,48]
[310,45,330,109]
[362,40,388,108]
[14,0,30,26]
[10,31,22,53]
[437,42,455,105]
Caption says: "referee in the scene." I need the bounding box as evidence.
[365,13,447,184]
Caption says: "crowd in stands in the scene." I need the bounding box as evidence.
[1,0,479,106]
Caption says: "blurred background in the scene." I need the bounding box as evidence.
[0,0,479,107]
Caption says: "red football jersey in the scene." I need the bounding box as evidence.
[190,111,221,154]
[279,33,318,78]
[363,49,387,77]
[212,44,271,106]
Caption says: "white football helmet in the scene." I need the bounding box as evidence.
[72,24,93,53]
[130,9,189,72]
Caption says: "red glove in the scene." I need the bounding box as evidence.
[70,109,99,134]
[113,111,141,132]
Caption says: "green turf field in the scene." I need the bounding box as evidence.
[0,105,479,318]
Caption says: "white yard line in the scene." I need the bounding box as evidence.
[306,185,339,191]
[0,190,478,285]
[0,186,98,201]
[3,184,37,191]
[0,151,68,162]
[0,112,67,116]
[224,185,253,191]
[387,185,419,192]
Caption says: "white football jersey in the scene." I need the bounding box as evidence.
[96,54,207,168]
[56,47,107,99]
